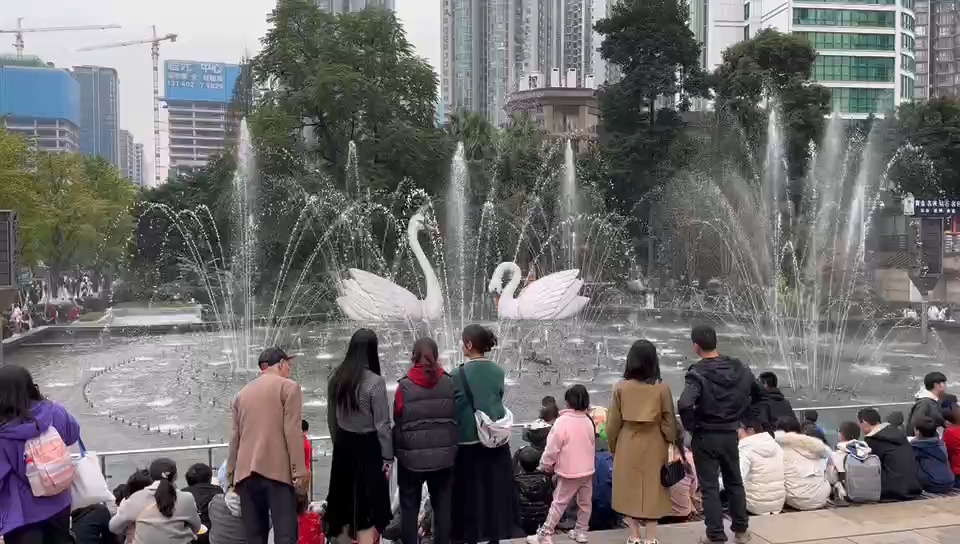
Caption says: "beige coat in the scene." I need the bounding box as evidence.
[606,380,677,520]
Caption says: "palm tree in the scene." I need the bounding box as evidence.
[446,111,495,161]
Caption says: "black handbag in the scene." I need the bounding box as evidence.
[660,444,690,487]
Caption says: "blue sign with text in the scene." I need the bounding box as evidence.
[164,60,240,103]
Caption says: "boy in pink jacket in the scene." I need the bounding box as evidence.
[528,385,596,544]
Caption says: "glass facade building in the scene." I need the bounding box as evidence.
[913,0,960,98]
[0,62,80,153]
[788,0,914,117]
[73,66,120,168]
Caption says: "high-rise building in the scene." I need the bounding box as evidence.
[0,56,80,153]
[73,65,120,167]
[164,60,242,179]
[691,0,916,116]
[133,143,146,187]
[317,0,395,13]
[119,129,136,181]
[442,0,523,126]
[913,0,956,99]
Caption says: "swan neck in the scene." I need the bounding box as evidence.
[504,262,523,298]
[409,223,440,306]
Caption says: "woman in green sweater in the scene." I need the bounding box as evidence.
[450,324,523,543]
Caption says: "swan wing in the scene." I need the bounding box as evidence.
[516,269,582,320]
[339,268,422,321]
[555,296,590,319]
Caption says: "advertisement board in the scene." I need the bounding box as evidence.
[164,60,240,103]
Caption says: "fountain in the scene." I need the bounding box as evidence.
[658,110,911,396]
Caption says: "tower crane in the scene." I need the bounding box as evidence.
[0,18,121,60]
[79,26,177,186]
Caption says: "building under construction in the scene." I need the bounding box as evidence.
[0,54,80,154]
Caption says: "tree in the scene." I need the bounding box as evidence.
[712,29,831,191]
[252,0,449,194]
[594,0,708,224]
[886,97,960,196]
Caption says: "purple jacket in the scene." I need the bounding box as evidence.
[0,400,80,536]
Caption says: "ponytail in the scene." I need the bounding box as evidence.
[411,337,440,379]
[149,458,178,518]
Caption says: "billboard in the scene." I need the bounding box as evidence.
[164,60,240,103]
[0,66,79,125]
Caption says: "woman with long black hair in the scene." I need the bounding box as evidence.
[450,324,522,544]
[326,328,393,544]
[109,458,202,543]
[0,365,80,544]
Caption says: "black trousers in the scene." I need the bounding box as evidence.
[237,473,299,544]
[398,465,454,544]
[691,431,748,542]
[4,507,73,544]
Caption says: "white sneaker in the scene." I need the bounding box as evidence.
[527,527,553,544]
[626,538,642,544]
[567,530,588,544]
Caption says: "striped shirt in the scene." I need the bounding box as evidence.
[327,369,393,460]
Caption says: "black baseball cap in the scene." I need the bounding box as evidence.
[257,347,296,367]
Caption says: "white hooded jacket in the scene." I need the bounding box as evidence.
[776,431,831,511]
[738,431,786,515]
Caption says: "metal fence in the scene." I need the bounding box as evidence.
[90,400,918,501]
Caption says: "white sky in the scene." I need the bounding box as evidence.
[6,1,442,183]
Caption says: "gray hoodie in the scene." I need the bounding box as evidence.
[209,492,246,544]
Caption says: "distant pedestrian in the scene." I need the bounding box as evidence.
[677,325,758,544]
[607,339,677,544]
[227,347,306,544]
[326,329,393,544]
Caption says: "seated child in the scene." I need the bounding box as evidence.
[663,426,700,524]
[912,416,955,494]
[942,405,960,488]
[515,446,554,536]
[828,421,880,503]
[524,396,559,451]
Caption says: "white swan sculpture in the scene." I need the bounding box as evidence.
[336,212,443,322]
[488,262,589,320]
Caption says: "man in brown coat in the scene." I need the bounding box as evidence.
[227,347,307,544]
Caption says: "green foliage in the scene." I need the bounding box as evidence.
[252,0,448,193]
[885,97,960,197]
[712,29,831,185]
[594,0,708,222]
[0,129,136,285]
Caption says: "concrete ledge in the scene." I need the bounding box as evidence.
[507,497,960,544]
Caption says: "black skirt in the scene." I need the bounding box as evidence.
[325,429,392,537]
[450,443,524,543]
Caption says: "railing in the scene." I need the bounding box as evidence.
[91,401,917,500]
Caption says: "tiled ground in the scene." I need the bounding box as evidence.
[509,497,960,544]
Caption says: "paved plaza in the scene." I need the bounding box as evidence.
[509,497,960,544]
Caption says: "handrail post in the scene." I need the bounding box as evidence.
[100,454,107,478]
[208,446,213,469]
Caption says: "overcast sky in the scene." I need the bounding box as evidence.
[7,1,442,181]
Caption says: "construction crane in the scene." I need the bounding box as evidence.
[0,18,121,60]
[79,26,177,186]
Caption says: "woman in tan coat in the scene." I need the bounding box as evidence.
[606,339,677,544]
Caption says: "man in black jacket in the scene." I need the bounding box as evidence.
[858,408,922,501]
[755,372,796,432]
[678,325,761,544]
[905,372,948,436]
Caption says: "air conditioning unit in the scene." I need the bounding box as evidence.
[550,68,561,87]
[566,68,577,88]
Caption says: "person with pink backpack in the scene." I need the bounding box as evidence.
[0,365,80,544]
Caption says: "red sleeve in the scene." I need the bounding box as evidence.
[394,386,403,419]
[303,435,313,472]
